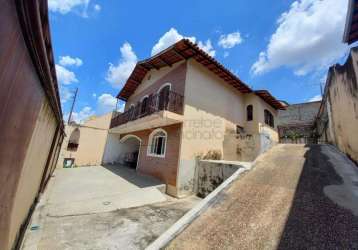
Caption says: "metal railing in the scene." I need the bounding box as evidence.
[110,90,184,128]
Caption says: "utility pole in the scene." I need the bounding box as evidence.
[67,88,78,124]
[115,98,119,112]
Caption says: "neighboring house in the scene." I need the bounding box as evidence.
[0,1,64,250]
[277,101,321,144]
[343,0,358,44]
[314,47,358,163]
[103,39,286,197]
[58,112,113,167]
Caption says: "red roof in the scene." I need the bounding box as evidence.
[117,39,286,110]
[254,90,286,110]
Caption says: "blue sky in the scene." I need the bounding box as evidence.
[48,0,350,122]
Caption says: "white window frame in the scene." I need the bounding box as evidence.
[140,95,149,101]
[157,82,172,94]
[147,128,167,158]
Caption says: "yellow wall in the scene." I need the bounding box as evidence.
[57,112,112,167]
[8,98,57,247]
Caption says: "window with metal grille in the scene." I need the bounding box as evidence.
[264,109,274,128]
[148,130,167,157]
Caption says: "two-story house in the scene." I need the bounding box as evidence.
[103,39,285,197]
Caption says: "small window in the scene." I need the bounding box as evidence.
[247,105,253,121]
[264,109,274,128]
[148,129,167,157]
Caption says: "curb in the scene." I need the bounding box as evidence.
[145,165,250,250]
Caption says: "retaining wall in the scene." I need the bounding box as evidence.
[196,160,244,197]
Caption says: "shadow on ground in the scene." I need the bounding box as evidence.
[277,145,358,249]
[102,164,163,188]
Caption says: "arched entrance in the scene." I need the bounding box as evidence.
[119,135,141,169]
[67,128,80,151]
[158,83,171,110]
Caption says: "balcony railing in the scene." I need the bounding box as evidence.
[110,90,184,128]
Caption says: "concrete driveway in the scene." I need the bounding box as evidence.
[21,165,201,250]
[167,144,358,250]
[45,165,167,216]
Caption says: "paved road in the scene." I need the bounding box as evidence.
[167,144,358,250]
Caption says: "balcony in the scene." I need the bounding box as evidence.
[110,90,184,133]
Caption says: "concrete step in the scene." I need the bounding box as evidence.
[154,184,166,194]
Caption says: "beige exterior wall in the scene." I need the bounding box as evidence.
[180,59,278,161]
[180,59,246,160]
[326,52,358,162]
[57,112,112,167]
[8,98,57,248]
[176,59,279,194]
[109,59,280,196]
[244,93,279,133]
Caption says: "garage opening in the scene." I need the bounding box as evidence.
[120,135,141,169]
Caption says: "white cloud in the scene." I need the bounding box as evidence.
[151,28,216,57]
[59,56,83,67]
[223,51,230,58]
[198,39,216,57]
[65,106,94,124]
[106,42,138,88]
[218,31,243,49]
[48,0,90,15]
[55,64,78,85]
[94,4,101,11]
[251,0,349,76]
[307,94,322,102]
[97,93,117,113]
[59,86,73,103]
[151,28,196,56]
[92,93,97,98]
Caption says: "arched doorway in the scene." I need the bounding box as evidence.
[67,128,80,151]
[158,83,171,110]
[119,135,141,169]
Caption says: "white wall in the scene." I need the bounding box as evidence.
[102,134,140,165]
[102,133,122,164]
